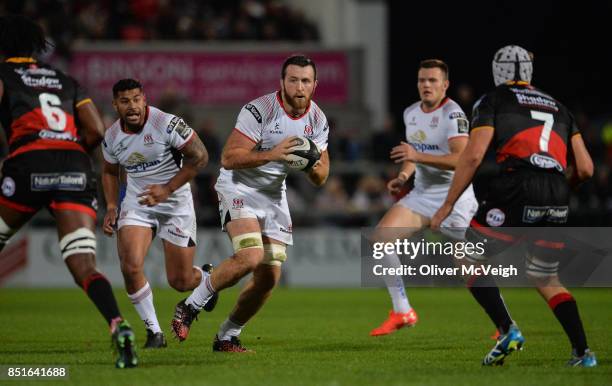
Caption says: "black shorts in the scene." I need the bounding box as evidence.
[473,169,569,228]
[469,169,569,256]
[0,150,98,219]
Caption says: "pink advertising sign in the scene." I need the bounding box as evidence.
[71,51,349,105]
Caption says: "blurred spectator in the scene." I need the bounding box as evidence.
[327,118,361,161]
[4,0,321,58]
[197,118,222,163]
[349,175,393,214]
[454,83,475,117]
[314,176,349,214]
[370,113,402,161]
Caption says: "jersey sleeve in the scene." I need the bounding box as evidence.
[165,116,195,149]
[471,92,495,131]
[73,78,92,108]
[312,114,329,152]
[235,103,263,143]
[446,108,470,139]
[101,135,117,164]
[568,111,581,137]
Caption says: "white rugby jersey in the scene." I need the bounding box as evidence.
[403,97,469,192]
[102,106,194,204]
[217,91,329,194]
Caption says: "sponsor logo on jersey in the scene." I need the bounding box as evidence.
[409,142,440,152]
[457,118,469,134]
[529,154,563,171]
[232,198,244,209]
[31,173,86,191]
[167,116,180,133]
[14,68,62,89]
[1,177,16,197]
[245,104,262,123]
[38,129,76,141]
[280,224,293,234]
[126,152,147,166]
[515,93,559,111]
[125,160,161,172]
[144,134,154,146]
[429,116,439,128]
[486,208,505,226]
[304,124,314,136]
[408,130,427,143]
[522,206,568,224]
[116,141,128,154]
[124,152,161,172]
[174,119,192,140]
[407,130,439,151]
[270,122,282,134]
[449,111,467,120]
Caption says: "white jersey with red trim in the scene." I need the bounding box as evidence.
[403,97,470,192]
[102,106,194,205]
[217,91,329,197]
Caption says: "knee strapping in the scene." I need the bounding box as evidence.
[232,232,263,253]
[0,216,17,246]
[262,243,287,266]
[525,253,559,278]
[60,228,96,260]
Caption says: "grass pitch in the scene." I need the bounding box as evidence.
[0,287,610,385]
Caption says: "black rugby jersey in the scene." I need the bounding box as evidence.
[471,81,579,173]
[0,57,90,157]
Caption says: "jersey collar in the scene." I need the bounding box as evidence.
[5,57,36,63]
[420,96,449,114]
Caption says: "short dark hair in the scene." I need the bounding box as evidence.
[281,54,317,80]
[419,59,449,79]
[0,15,48,57]
[112,78,143,98]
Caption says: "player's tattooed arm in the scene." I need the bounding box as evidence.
[168,132,208,192]
[139,132,208,206]
[307,149,329,186]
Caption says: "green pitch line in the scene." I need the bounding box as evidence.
[0,288,610,386]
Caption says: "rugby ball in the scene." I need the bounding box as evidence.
[286,136,321,171]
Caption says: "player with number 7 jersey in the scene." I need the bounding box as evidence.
[431,45,596,367]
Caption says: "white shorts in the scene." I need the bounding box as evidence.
[118,192,197,248]
[215,181,293,245]
[398,185,478,238]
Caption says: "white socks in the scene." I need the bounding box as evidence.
[217,318,244,341]
[128,282,162,333]
[185,270,215,310]
[382,252,411,313]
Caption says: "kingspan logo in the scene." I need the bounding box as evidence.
[125,152,161,172]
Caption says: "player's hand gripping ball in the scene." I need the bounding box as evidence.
[286,136,321,171]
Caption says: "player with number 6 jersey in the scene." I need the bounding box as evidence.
[0,15,137,368]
